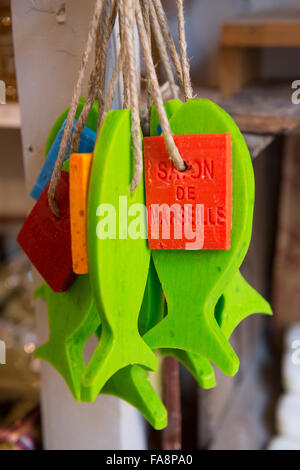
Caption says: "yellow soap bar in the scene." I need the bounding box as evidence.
[70,153,93,274]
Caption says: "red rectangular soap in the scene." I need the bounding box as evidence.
[17,171,76,292]
[144,134,232,250]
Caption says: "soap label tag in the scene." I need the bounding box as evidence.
[17,171,76,292]
[144,134,232,250]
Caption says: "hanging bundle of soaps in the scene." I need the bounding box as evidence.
[17,0,272,430]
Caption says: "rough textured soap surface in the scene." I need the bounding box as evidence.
[35,276,100,401]
[144,133,232,250]
[17,171,76,292]
[70,153,93,274]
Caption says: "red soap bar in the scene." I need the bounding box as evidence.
[144,134,232,250]
[17,171,76,292]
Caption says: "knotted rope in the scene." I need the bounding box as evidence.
[176,0,193,101]
[48,0,193,216]
[136,1,186,172]
[48,0,105,217]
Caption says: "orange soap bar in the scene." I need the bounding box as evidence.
[143,134,232,250]
[70,153,93,274]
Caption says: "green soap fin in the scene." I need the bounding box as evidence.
[161,349,216,389]
[82,109,157,401]
[216,271,272,338]
[141,256,215,391]
[101,260,167,430]
[160,303,216,389]
[164,272,272,389]
[57,115,166,428]
[150,99,215,389]
[144,98,255,376]
[34,276,100,401]
[45,97,98,157]
[150,100,271,387]
[160,276,272,389]
[139,257,164,336]
[103,365,167,430]
[36,272,166,428]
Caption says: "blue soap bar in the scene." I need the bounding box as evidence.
[31,119,96,200]
[157,124,162,135]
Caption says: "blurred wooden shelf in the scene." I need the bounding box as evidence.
[220,9,300,97]
[222,9,300,47]
[0,102,20,128]
[195,83,300,136]
[221,82,300,135]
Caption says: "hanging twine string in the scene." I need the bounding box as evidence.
[153,0,184,91]
[118,1,130,109]
[122,0,144,192]
[101,41,126,126]
[122,53,130,110]
[140,0,152,136]
[71,1,118,154]
[48,0,192,214]
[96,0,118,131]
[141,0,151,46]
[48,0,105,217]
[135,1,186,172]
[74,0,125,138]
[70,67,97,155]
[147,0,178,100]
[70,9,106,154]
[44,0,189,449]
[176,0,193,101]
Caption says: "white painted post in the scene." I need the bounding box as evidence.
[11,0,146,450]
